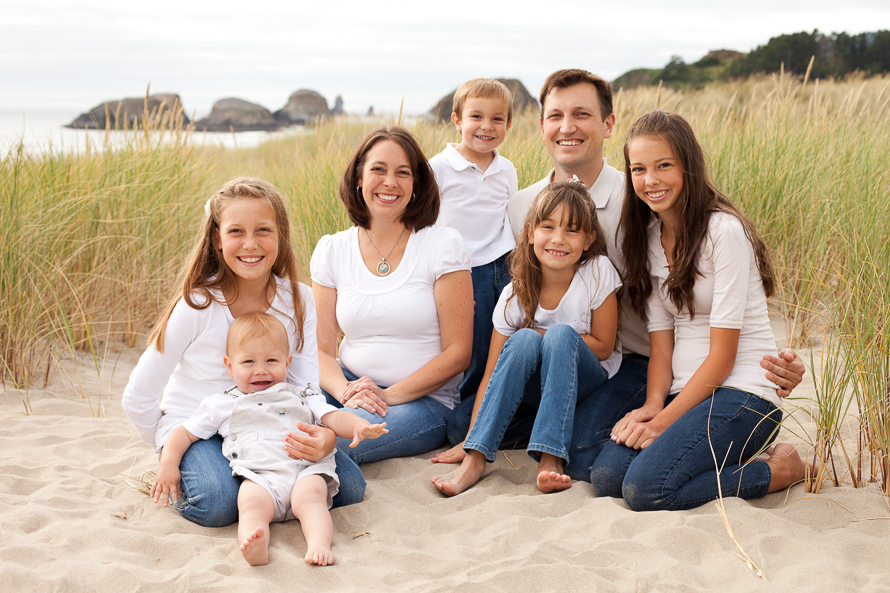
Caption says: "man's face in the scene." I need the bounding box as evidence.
[540,83,615,173]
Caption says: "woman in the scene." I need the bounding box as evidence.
[294,126,474,463]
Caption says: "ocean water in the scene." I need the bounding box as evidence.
[0,107,311,158]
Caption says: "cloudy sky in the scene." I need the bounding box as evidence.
[2,0,888,117]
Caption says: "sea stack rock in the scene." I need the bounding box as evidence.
[429,79,538,123]
[193,98,280,132]
[66,94,190,129]
[332,95,344,116]
[274,90,332,125]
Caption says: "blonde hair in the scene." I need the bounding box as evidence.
[226,311,289,356]
[148,177,305,353]
[509,181,607,330]
[452,78,514,124]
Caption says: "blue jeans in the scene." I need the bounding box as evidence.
[464,325,606,465]
[459,252,512,400]
[323,367,451,464]
[173,434,367,528]
[590,388,781,511]
[448,353,649,480]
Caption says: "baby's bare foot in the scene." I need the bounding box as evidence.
[240,527,269,566]
[304,543,335,566]
[431,451,486,496]
[537,470,572,493]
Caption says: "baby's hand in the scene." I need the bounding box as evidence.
[151,465,182,507]
[350,422,388,448]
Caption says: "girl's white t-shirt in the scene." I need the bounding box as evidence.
[492,255,623,378]
[646,212,780,407]
[310,225,471,409]
[121,277,319,451]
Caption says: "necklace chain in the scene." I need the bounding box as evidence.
[364,227,405,276]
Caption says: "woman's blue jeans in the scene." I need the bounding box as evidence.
[464,325,607,465]
[173,435,366,528]
[322,367,451,464]
[590,388,781,511]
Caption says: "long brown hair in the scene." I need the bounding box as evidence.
[509,181,608,330]
[148,177,305,353]
[619,110,775,320]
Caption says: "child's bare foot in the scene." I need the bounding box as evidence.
[304,543,335,566]
[431,450,486,496]
[240,527,269,566]
[536,453,571,493]
[765,444,812,492]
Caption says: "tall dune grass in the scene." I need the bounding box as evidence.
[2,73,889,499]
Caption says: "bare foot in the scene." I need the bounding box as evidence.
[304,543,335,566]
[537,471,572,493]
[765,444,812,492]
[536,453,571,493]
[431,450,487,496]
[240,527,269,566]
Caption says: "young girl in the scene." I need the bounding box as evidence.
[589,110,808,511]
[432,180,621,495]
[122,177,365,530]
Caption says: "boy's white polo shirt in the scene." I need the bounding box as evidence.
[429,143,518,267]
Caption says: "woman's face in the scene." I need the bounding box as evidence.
[359,140,414,225]
[628,135,683,219]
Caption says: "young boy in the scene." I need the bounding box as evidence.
[151,312,387,567]
[429,78,518,401]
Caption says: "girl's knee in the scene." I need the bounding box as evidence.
[589,464,625,499]
[510,328,544,347]
[542,324,576,342]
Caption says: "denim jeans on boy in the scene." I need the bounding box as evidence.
[174,435,367,527]
[590,388,781,511]
[464,325,607,465]
[322,367,451,464]
[448,352,648,480]
[459,251,512,400]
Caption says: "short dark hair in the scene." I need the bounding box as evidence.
[338,126,439,231]
[539,69,613,120]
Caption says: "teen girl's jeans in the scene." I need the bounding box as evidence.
[590,388,781,511]
[173,435,366,527]
[459,251,513,400]
[322,367,450,464]
[464,325,607,465]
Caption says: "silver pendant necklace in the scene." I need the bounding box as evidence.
[364,227,406,276]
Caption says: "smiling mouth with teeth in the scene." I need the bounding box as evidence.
[556,140,582,146]
[647,190,668,199]
[238,256,264,263]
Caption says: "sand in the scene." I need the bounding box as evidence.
[2,345,890,593]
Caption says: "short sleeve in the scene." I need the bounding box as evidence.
[306,390,341,424]
[646,277,675,333]
[492,283,520,337]
[708,215,751,329]
[431,226,471,280]
[587,256,622,312]
[310,234,337,288]
[181,394,231,440]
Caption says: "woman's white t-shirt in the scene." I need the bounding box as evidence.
[492,255,623,378]
[121,277,318,451]
[310,225,471,409]
[646,212,780,407]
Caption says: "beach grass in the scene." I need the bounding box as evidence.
[1,74,888,499]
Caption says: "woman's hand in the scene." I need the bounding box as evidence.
[613,418,667,450]
[431,442,467,464]
[285,422,337,462]
[341,376,389,417]
[611,402,663,440]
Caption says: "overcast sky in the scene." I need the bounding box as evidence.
[2,0,888,117]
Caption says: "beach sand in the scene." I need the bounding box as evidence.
[2,344,889,593]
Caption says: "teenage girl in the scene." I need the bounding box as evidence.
[432,180,622,495]
[589,110,808,511]
[122,177,365,527]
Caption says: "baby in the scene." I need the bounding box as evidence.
[151,311,387,566]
